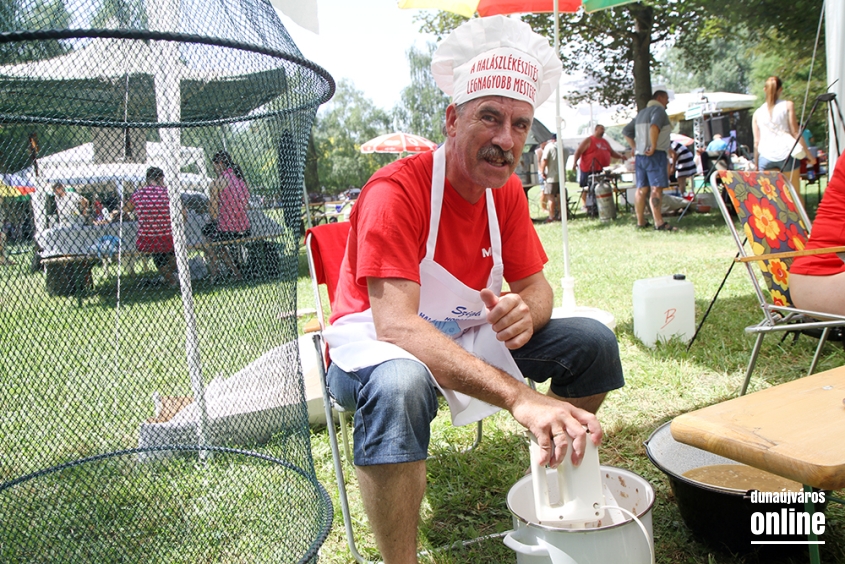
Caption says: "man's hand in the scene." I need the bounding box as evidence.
[644,145,654,157]
[511,389,602,468]
[480,288,533,349]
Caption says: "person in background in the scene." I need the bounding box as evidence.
[91,195,118,225]
[123,167,180,288]
[203,151,250,282]
[802,127,814,147]
[752,76,816,192]
[705,133,729,153]
[790,155,845,315]
[572,124,626,215]
[539,134,561,222]
[323,16,623,563]
[52,183,88,226]
[668,140,696,196]
[535,138,551,217]
[623,90,677,231]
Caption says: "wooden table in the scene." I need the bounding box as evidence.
[671,367,845,562]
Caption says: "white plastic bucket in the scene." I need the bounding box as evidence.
[505,466,654,564]
[632,274,695,348]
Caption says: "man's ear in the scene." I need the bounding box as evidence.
[444,104,458,138]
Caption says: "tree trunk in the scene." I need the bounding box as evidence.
[628,4,653,111]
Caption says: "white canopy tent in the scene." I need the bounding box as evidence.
[826,0,844,171]
[664,91,757,122]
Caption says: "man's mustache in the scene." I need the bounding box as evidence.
[477,145,515,165]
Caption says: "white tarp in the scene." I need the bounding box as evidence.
[31,142,210,193]
[269,0,320,34]
[37,142,208,176]
[579,92,758,128]
[138,336,326,452]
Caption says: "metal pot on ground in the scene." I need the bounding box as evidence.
[645,421,827,553]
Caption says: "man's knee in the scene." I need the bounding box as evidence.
[568,318,619,363]
[361,359,438,424]
[370,358,432,396]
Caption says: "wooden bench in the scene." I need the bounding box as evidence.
[40,233,283,295]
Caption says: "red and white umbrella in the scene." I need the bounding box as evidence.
[360,132,438,154]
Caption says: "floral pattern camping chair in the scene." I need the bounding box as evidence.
[711,170,845,394]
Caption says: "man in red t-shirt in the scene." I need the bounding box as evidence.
[323,16,624,562]
[572,124,626,214]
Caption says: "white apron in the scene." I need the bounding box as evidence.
[324,146,525,426]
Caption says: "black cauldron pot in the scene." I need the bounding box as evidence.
[645,422,826,553]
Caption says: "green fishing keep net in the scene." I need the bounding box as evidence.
[0,1,335,562]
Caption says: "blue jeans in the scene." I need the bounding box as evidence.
[327,317,624,466]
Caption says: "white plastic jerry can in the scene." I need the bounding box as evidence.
[633,274,695,348]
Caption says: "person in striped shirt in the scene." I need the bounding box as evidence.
[124,167,180,288]
[669,140,697,196]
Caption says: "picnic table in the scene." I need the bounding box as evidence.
[37,209,287,297]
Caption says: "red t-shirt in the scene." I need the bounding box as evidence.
[792,156,845,276]
[330,151,548,323]
[579,136,613,173]
[132,184,174,254]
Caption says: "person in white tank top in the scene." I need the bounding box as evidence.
[752,76,816,193]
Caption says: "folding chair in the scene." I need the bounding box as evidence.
[709,170,845,395]
[303,221,483,563]
[678,147,733,221]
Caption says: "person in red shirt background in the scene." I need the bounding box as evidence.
[123,167,181,288]
[572,124,626,215]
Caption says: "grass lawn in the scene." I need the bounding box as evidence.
[1,229,334,563]
[1,179,842,563]
[304,181,845,563]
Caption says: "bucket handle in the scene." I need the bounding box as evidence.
[503,532,582,564]
[502,531,550,557]
[598,504,655,564]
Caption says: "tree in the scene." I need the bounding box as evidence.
[0,0,73,174]
[0,0,71,63]
[309,80,393,195]
[748,30,829,139]
[522,3,721,110]
[655,30,755,94]
[90,0,147,29]
[414,3,713,111]
[393,43,451,144]
[413,0,824,111]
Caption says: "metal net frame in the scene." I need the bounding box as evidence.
[0,1,335,562]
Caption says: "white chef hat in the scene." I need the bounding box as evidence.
[431,15,561,109]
